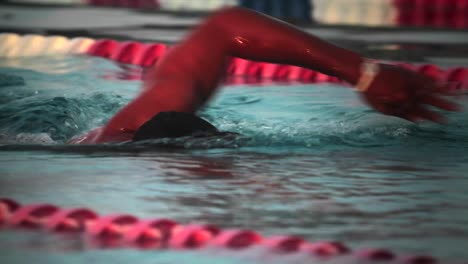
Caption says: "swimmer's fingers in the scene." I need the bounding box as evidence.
[417,106,446,123]
[370,101,446,124]
[428,81,459,95]
[415,75,451,95]
[400,112,421,123]
[402,106,446,124]
[420,95,461,112]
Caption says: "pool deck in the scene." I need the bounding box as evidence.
[1,4,468,66]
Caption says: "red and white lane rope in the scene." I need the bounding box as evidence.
[0,198,452,264]
[0,33,467,89]
[0,33,94,58]
[312,0,468,28]
[5,0,468,28]
[394,0,468,29]
[157,0,235,11]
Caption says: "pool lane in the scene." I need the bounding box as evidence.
[1,4,468,64]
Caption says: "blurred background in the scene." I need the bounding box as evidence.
[1,1,468,263]
[1,0,467,28]
[1,0,467,66]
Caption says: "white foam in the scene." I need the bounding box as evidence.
[15,133,56,144]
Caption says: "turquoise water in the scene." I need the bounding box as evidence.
[0,56,467,263]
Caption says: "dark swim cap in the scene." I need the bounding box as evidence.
[133,111,219,141]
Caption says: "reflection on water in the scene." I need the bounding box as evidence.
[0,56,467,263]
[0,55,96,75]
[1,146,467,262]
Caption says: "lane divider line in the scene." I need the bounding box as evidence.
[0,198,446,264]
[0,33,466,89]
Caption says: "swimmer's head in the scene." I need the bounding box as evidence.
[133,111,221,141]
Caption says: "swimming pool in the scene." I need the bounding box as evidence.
[1,55,467,263]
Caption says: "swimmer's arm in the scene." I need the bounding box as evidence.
[91,7,361,143]
[161,7,363,93]
[92,78,203,143]
[95,7,362,142]
[209,7,363,84]
[174,7,457,122]
[93,7,455,143]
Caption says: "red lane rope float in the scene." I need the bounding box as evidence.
[394,0,468,29]
[85,39,468,89]
[0,198,455,264]
[87,39,120,59]
[137,43,168,67]
[1,33,466,89]
[111,41,145,65]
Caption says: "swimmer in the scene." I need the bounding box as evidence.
[69,7,460,144]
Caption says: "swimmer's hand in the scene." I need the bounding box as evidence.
[361,64,460,123]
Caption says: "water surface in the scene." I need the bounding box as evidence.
[0,56,467,263]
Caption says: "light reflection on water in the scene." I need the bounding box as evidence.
[1,146,467,262]
[0,56,467,263]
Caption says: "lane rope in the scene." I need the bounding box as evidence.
[0,198,447,264]
[0,33,467,90]
[5,0,468,28]
[311,0,468,28]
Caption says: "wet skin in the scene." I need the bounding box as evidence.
[70,7,459,144]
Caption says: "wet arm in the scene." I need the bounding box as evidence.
[209,7,363,84]
[95,7,363,143]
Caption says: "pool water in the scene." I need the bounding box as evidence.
[0,56,467,263]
